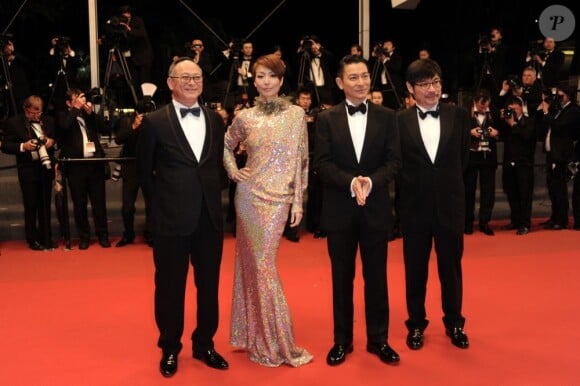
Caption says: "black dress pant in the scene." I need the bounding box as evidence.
[18,165,54,245]
[464,162,496,226]
[65,161,108,240]
[546,160,569,227]
[120,161,151,239]
[503,163,534,228]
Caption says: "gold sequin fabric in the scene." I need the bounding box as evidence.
[224,97,312,367]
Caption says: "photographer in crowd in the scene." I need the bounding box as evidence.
[464,89,500,236]
[1,95,57,250]
[525,37,565,89]
[500,96,537,235]
[296,35,338,108]
[476,27,508,96]
[1,37,35,117]
[369,39,404,110]
[498,67,543,123]
[45,36,82,113]
[538,83,580,230]
[113,85,156,248]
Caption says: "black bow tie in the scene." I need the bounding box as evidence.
[347,103,367,115]
[417,107,439,119]
[180,107,201,118]
[475,111,486,117]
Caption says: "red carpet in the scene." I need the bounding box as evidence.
[1,220,579,386]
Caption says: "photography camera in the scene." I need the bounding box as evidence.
[229,38,244,61]
[506,74,521,89]
[504,107,515,119]
[31,136,52,169]
[300,36,316,55]
[476,127,492,152]
[543,87,562,115]
[528,40,544,57]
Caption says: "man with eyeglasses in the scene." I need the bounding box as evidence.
[136,57,229,377]
[1,95,57,250]
[397,58,471,351]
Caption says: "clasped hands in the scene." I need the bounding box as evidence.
[352,176,371,206]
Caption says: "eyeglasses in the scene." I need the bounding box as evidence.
[170,75,203,84]
[414,79,442,90]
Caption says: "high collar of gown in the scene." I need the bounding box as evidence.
[254,96,292,115]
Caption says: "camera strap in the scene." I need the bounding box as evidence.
[30,122,44,139]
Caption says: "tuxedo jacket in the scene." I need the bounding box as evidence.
[56,108,106,159]
[541,102,580,163]
[2,114,56,180]
[314,102,401,232]
[136,103,225,236]
[396,103,471,231]
[501,114,537,166]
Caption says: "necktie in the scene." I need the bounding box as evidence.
[417,107,439,119]
[347,103,367,115]
[180,107,201,118]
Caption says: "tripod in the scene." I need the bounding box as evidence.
[102,45,138,109]
[47,53,70,112]
[475,51,498,95]
[222,54,244,109]
[370,55,402,110]
[296,49,321,107]
[0,52,17,117]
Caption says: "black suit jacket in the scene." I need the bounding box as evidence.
[136,103,225,236]
[56,108,106,159]
[2,114,56,179]
[397,103,471,231]
[541,102,580,163]
[314,102,401,232]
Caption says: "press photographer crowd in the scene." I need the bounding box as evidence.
[0,5,579,253]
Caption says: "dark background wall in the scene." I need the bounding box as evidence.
[1,0,577,100]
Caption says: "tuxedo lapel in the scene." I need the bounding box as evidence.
[197,106,212,165]
[405,111,432,164]
[164,105,198,163]
[434,105,452,164]
[335,107,360,165]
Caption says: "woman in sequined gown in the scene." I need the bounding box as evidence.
[223,54,313,367]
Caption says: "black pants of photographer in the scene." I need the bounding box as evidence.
[502,163,534,229]
[464,163,496,229]
[65,162,109,242]
[18,165,54,248]
[120,162,152,244]
[545,160,570,227]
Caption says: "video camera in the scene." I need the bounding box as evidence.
[103,14,129,46]
[0,32,13,51]
[372,42,388,57]
[504,107,515,119]
[54,36,71,55]
[229,38,244,61]
[300,35,318,56]
[478,33,492,53]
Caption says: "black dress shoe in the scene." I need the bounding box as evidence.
[98,237,111,248]
[516,226,530,235]
[115,237,134,247]
[29,241,45,251]
[464,225,473,235]
[479,224,495,236]
[285,233,300,242]
[326,344,353,366]
[545,223,565,230]
[366,342,400,364]
[45,240,58,250]
[539,219,554,226]
[193,349,229,370]
[446,327,469,349]
[406,329,424,350]
[573,224,580,231]
[78,239,90,250]
[160,352,178,377]
[501,223,517,230]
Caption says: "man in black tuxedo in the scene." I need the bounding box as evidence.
[538,84,580,229]
[1,95,57,250]
[397,58,471,350]
[500,96,537,235]
[526,37,565,89]
[314,54,401,366]
[136,57,228,377]
[56,88,110,250]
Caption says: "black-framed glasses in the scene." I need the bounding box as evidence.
[415,78,442,90]
[169,75,203,84]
